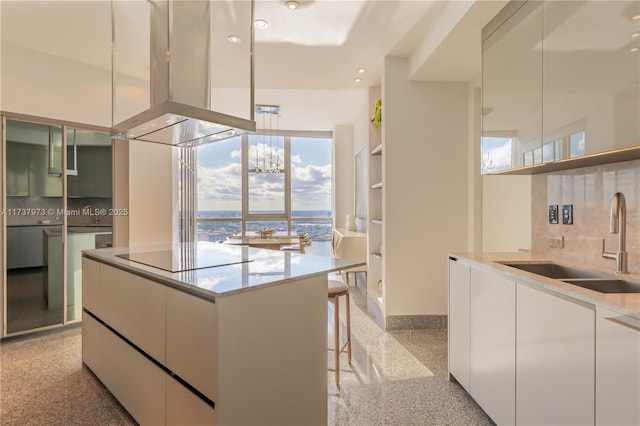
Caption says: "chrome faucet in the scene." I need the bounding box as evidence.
[602,192,627,274]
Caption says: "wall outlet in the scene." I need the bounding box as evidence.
[562,204,573,225]
[548,205,559,224]
[549,235,564,249]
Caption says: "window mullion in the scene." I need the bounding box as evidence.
[285,136,292,234]
[242,134,249,235]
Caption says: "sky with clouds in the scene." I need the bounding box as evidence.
[197,135,332,212]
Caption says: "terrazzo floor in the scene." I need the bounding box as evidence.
[1,283,494,426]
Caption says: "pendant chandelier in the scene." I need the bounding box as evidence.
[254,104,282,175]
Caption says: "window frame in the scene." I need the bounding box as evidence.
[196,130,333,239]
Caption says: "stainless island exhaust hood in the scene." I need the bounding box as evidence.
[111,0,256,146]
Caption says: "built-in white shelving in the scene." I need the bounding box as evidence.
[367,87,384,318]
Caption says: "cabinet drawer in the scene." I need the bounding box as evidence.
[166,374,217,426]
[166,287,218,402]
[99,264,166,363]
[81,258,101,313]
[596,307,640,426]
[97,316,166,426]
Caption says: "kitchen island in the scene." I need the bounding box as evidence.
[82,242,365,426]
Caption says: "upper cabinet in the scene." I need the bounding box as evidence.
[543,1,640,157]
[482,0,640,175]
[6,119,63,197]
[482,1,543,174]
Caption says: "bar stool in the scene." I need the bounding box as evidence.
[328,279,351,386]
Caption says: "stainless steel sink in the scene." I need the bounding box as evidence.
[561,279,640,294]
[497,261,640,293]
[498,262,606,279]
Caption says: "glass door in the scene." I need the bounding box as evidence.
[65,128,112,322]
[4,118,65,335]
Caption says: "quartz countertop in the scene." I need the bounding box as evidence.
[83,241,366,301]
[451,252,640,319]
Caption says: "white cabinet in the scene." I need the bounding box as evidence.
[83,259,326,426]
[7,225,49,269]
[482,1,543,173]
[447,258,470,392]
[99,265,166,363]
[86,312,167,426]
[516,283,595,426]
[596,307,640,426]
[6,142,62,197]
[166,287,218,402]
[166,375,217,426]
[6,227,21,269]
[67,146,112,198]
[5,142,29,196]
[469,269,515,426]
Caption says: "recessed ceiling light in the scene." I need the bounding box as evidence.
[354,77,363,83]
[357,68,367,74]
[631,47,639,52]
[632,31,640,38]
[286,1,300,10]
[227,35,241,43]
[254,19,269,29]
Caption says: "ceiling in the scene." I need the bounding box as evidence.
[0,0,509,91]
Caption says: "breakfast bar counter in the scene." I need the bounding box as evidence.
[82,242,365,426]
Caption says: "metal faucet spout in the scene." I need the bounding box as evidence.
[602,192,628,274]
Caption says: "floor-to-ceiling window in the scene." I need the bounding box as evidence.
[196,132,333,255]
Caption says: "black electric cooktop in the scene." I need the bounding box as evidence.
[116,242,253,273]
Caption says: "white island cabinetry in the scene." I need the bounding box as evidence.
[80,242,362,426]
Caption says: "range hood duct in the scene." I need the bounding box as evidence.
[111,0,256,146]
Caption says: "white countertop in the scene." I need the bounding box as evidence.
[451,252,640,319]
[84,241,365,301]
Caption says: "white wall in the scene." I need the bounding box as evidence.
[127,142,177,246]
[112,139,129,247]
[333,125,354,230]
[215,88,367,133]
[482,175,532,252]
[383,56,468,317]
[1,42,111,127]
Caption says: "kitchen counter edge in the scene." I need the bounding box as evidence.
[83,247,365,303]
[449,252,640,319]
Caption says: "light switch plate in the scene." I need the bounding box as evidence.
[562,204,573,225]
[548,205,559,224]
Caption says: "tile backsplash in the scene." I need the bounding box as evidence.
[532,159,639,274]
